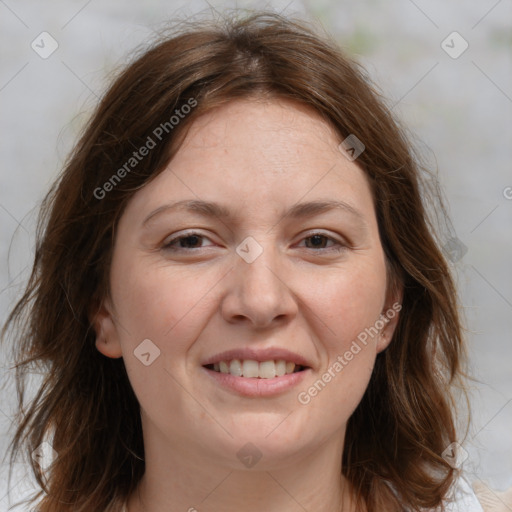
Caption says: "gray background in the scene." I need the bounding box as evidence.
[1,0,511,510]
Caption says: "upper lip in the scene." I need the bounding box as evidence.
[201,347,312,368]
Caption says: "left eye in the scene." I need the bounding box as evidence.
[298,233,343,251]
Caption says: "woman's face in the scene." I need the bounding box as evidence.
[95,98,400,469]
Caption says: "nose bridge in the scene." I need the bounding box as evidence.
[222,236,296,326]
[241,243,281,292]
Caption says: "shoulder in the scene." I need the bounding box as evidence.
[472,480,512,512]
[443,476,484,512]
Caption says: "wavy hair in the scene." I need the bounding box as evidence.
[2,10,469,512]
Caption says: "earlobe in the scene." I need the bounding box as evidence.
[376,293,403,354]
[91,300,123,359]
[376,330,393,353]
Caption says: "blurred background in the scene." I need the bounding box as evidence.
[0,0,511,509]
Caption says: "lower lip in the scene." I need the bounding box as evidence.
[202,367,310,397]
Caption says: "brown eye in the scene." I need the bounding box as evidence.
[176,235,203,249]
[304,234,330,249]
[299,233,345,252]
[162,232,213,251]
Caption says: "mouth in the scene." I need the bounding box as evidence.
[203,359,309,379]
[201,348,313,396]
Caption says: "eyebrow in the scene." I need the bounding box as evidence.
[142,199,368,227]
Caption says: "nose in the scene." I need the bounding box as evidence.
[220,242,298,329]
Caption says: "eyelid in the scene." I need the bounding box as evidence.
[295,230,348,250]
[162,230,216,250]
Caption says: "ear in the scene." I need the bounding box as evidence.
[90,297,123,359]
[376,286,403,354]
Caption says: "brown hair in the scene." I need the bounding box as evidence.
[2,10,469,512]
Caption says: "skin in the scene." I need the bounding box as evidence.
[94,97,401,512]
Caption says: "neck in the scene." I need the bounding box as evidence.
[127,423,358,512]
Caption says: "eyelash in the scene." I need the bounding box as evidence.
[162,231,347,253]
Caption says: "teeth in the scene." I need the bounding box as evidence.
[211,359,302,378]
[242,359,259,378]
[275,360,286,377]
[259,360,276,379]
[230,359,242,377]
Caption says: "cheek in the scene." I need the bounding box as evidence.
[111,260,216,344]
[109,259,221,412]
[297,256,387,412]
[308,256,388,349]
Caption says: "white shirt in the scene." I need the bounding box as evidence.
[443,476,484,512]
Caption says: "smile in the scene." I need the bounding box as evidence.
[204,359,307,379]
[202,361,311,397]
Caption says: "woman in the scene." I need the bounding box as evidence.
[2,10,484,512]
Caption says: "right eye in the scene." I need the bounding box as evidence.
[162,232,215,251]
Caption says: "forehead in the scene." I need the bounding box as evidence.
[124,98,376,224]
[179,97,342,165]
